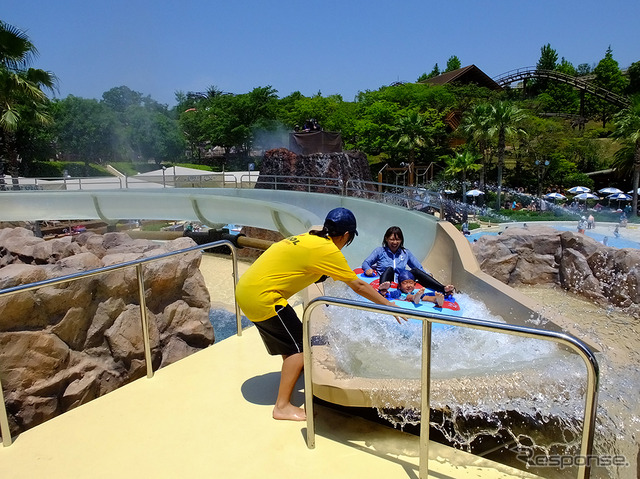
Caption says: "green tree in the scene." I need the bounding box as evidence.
[444,149,482,201]
[179,85,278,163]
[102,86,144,112]
[626,61,640,96]
[125,105,185,164]
[536,43,558,71]
[536,58,580,114]
[351,83,453,162]
[576,63,593,76]
[592,46,628,127]
[530,43,558,96]
[460,103,492,189]
[612,95,640,215]
[445,55,461,73]
[392,111,430,164]
[486,101,527,209]
[353,100,400,156]
[417,65,442,82]
[51,96,120,171]
[425,63,440,80]
[0,21,57,186]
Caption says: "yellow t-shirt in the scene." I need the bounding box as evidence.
[236,233,357,322]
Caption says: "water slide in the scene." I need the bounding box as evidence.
[0,186,576,335]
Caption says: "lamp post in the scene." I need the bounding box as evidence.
[161,166,166,188]
[535,160,550,198]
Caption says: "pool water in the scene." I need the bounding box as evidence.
[467,225,640,249]
[208,309,253,342]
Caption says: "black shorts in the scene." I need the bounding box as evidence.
[253,304,303,356]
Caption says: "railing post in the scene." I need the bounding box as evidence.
[136,263,155,378]
[302,296,598,479]
[0,374,12,446]
[228,245,243,337]
[303,305,316,450]
[419,320,432,478]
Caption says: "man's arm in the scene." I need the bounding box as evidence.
[346,278,393,305]
[344,278,406,323]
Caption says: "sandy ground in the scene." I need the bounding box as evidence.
[199,253,250,314]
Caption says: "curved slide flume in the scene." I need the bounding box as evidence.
[0,187,580,337]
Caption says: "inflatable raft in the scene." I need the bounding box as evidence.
[354,268,462,319]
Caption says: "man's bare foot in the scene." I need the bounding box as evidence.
[413,288,425,305]
[434,292,445,307]
[273,403,307,421]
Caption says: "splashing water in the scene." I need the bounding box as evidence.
[319,280,637,478]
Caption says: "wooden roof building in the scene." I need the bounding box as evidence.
[419,65,502,91]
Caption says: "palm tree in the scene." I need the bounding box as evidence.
[393,111,430,165]
[444,149,482,202]
[612,95,640,216]
[486,101,527,209]
[460,103,492,190]
[0,21,57,186]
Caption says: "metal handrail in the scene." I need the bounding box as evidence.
[239,174,343,193]
[302,296,599,479]
[0,239,241,447]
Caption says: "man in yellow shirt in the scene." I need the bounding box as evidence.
[236,207,400,421]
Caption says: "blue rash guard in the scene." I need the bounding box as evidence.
[362,246,427,277]
[383,289,409,300]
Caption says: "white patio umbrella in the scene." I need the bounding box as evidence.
[466,189,484,196]
[598,187,623,195]
[607,193,632,200]
[568,186,591,194]
[608,192,632,209]
[628,188,640,195]
[544,192,566,200]
[574,192,598,200]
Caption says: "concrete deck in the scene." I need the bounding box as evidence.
[0,327,538,479]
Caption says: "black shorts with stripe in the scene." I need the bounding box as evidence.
[253,304,303,356]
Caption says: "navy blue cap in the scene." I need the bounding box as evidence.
[397,270,415,283]
[324,208,358,236]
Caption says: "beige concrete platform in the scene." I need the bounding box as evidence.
[0,327,538,479]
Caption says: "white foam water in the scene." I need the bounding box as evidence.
[319,280,637,478]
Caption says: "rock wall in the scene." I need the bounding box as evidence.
[472,225,640,316]
[0,227,214,436]
[256,148,375,195]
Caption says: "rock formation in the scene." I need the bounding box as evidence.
[472,225,640,316]
[0,227,214,437]
[256,148,376,195]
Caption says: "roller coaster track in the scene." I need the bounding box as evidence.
[493,67,630,108]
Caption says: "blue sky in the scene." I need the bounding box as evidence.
[4,0,639,107]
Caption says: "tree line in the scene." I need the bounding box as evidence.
[1,21,639,213]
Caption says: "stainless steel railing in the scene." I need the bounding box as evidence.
[302,296,599,479]
[0,239,242,447]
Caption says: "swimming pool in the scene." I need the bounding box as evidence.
[467,223,640,249]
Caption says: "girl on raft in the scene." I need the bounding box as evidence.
[362,225,455,297]
[378,270,445,307]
